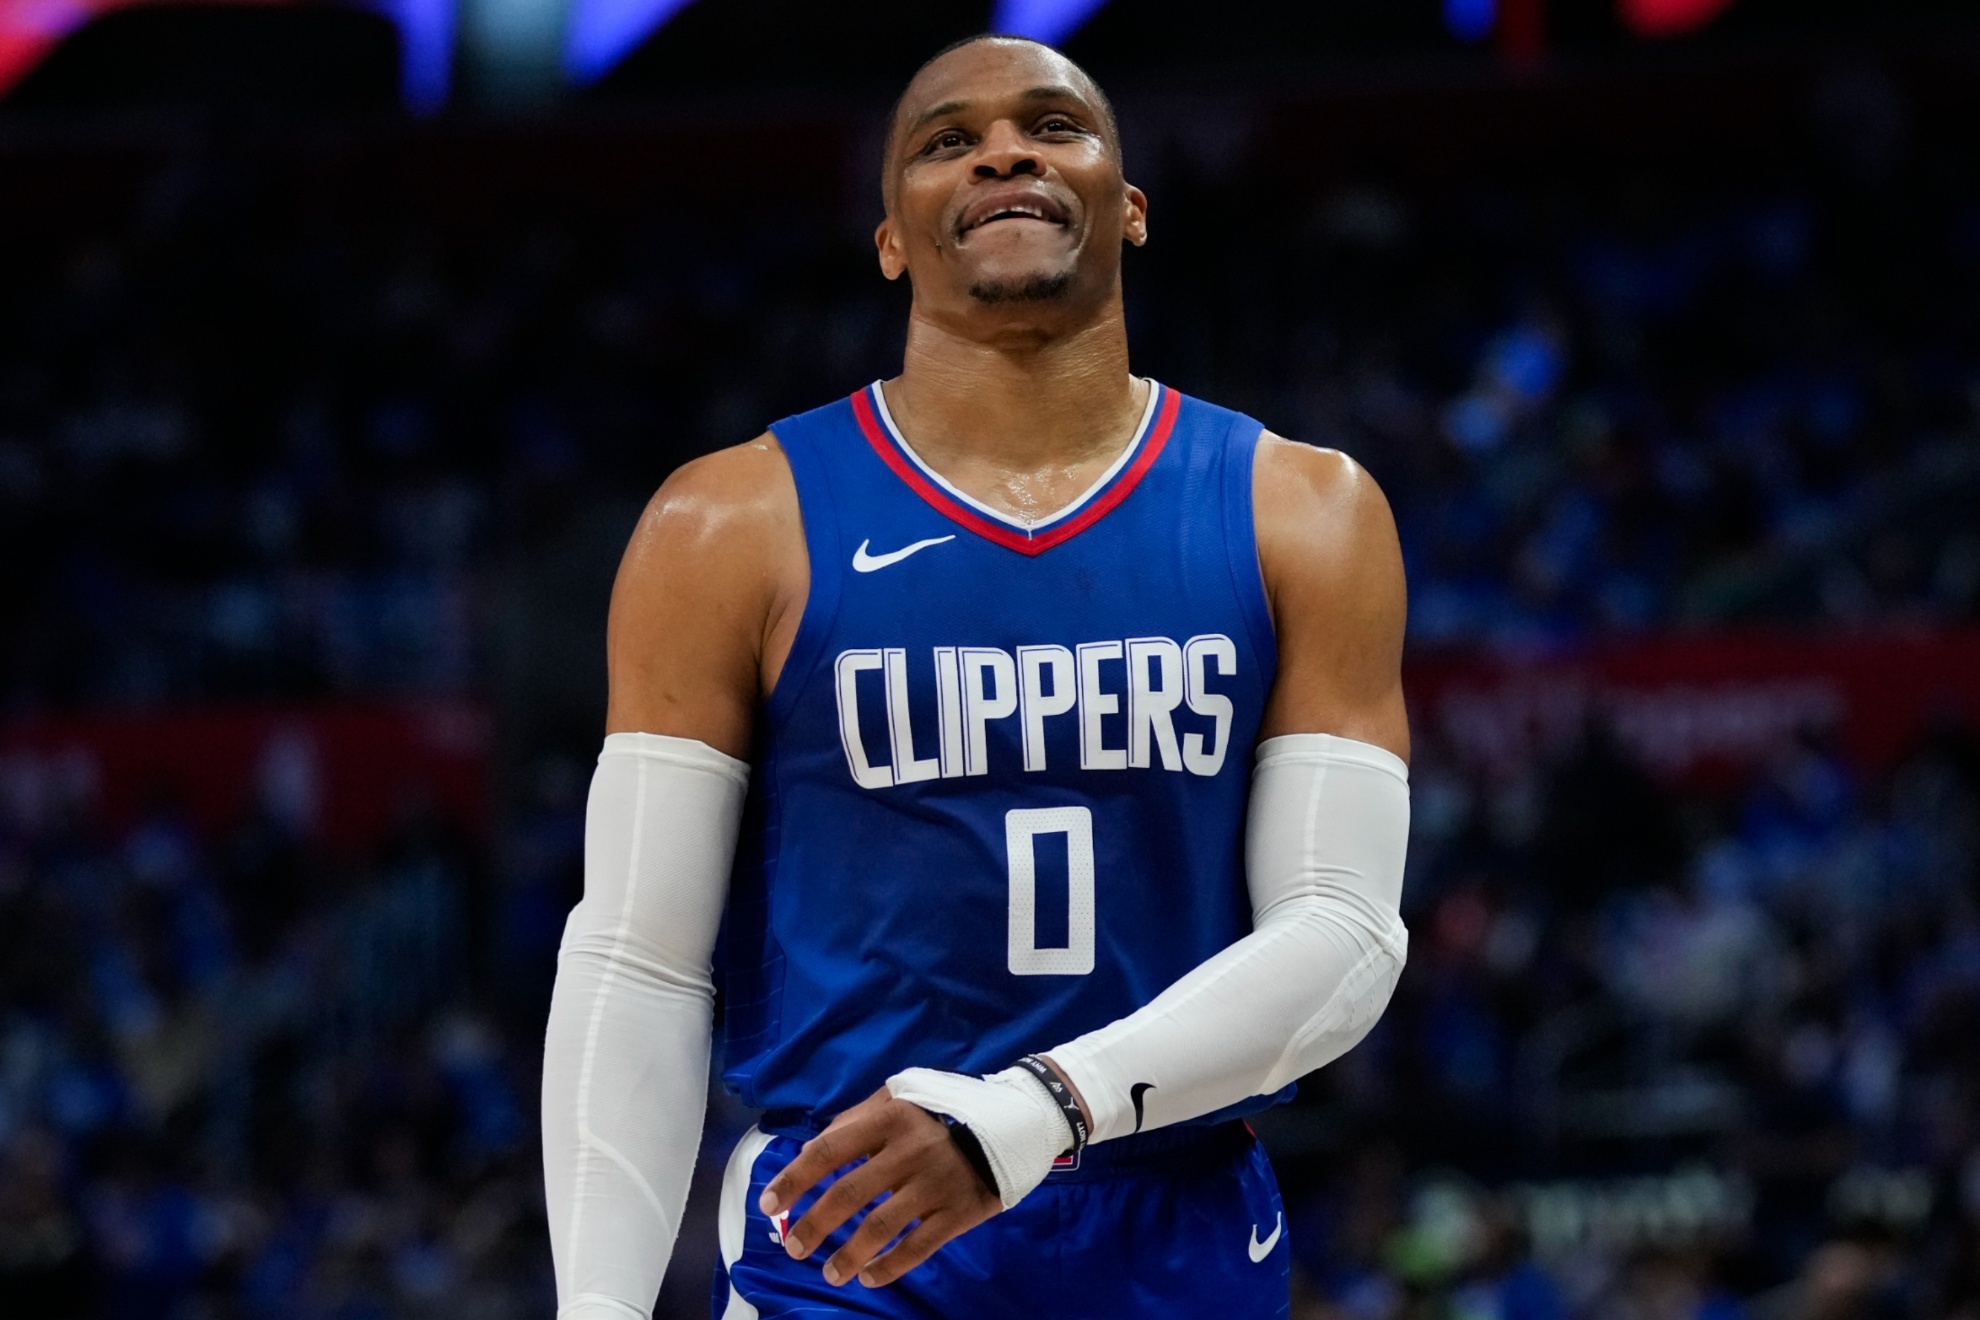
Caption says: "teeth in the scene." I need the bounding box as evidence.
[975,204,1050,229]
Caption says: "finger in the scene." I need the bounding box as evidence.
[855,1207,980,1289]
[813,1088,887,1140]
[760,1121,879,1220]
[760,1090,894,1216]
[820,1183,932,1287]
[782,1148,909,1260]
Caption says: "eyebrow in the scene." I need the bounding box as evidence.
[907,100,968,135]
[904,84,1092,138]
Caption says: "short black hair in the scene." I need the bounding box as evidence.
[881,33,1122,204]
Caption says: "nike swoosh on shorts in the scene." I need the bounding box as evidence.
[1248,1212,1282,1263]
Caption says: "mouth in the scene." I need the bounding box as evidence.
[957,192,1072,239]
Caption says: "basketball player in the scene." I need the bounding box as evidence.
[542,33,1410,1319]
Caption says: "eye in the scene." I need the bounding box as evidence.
[1037,115,1087,136]
[922,129,969,155]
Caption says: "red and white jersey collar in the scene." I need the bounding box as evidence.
[851,379,1179,556]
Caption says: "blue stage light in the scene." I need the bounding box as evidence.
[1445,0,1495,41]
[991,0,1111,48]
[565,0,695,83]
[361,0,455,112]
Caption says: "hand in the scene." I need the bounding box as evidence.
[757,1087,1002,1288]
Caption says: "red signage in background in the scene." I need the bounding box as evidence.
[0,701,489,851]
[1,632,1970,848]
[0,0,420,105]
[0,0,247,95]
[1,0,94,92]
[1406,630,1980,784]
[1617,0,1740,39]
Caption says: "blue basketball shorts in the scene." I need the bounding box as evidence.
[711,1120,1290,1319]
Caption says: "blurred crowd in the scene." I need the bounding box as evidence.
[0,763,542,1314]
[2,71,1978,711]
[0,756,553,1318]
[1287,714,1980,1320]
[5,686,1978,1318]
[1,54,1978,1320]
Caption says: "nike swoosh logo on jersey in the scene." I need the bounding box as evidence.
[852,535,954,572]
[1248,1212,1282,1263]
[1130,1082,1155,1133]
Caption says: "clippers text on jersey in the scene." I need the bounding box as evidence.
[832,633,1239,788]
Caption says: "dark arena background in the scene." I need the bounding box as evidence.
[4,1,1980,1316]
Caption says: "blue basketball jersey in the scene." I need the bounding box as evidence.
[718,380,1286,1129]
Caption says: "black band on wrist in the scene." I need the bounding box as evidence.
[1013,1055,1090,1155]
[939,1115,1000,1198]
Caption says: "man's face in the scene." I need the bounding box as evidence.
[877,41,1146,313]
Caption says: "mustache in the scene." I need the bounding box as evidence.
[966,271,1076,305]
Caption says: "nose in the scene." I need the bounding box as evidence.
[971,120,1041,179]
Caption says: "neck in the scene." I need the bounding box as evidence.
[886,290,1141,472]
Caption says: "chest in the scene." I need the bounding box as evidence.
[765,385,1276,796]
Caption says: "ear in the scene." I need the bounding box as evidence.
[1122,183,1149,247]
[875,216,908,281]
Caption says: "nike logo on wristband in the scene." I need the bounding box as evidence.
[1130,1082,1155,1133]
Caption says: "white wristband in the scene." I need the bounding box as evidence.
[885,1066,1070,1209]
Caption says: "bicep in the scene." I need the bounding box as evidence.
[604,438,806,759]
[1253,438,1409,760]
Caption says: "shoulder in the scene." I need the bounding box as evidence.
[1250,431,1399,574]
[605,433,809,746]
[1249,432,1409,751]
[624,432,800,565]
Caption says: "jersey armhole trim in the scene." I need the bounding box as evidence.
[1222,416,1278,684]
[760,416,842,731]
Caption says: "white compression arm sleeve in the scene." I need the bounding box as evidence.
[1047,733,1410,1143]
[541,732,749,1320]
